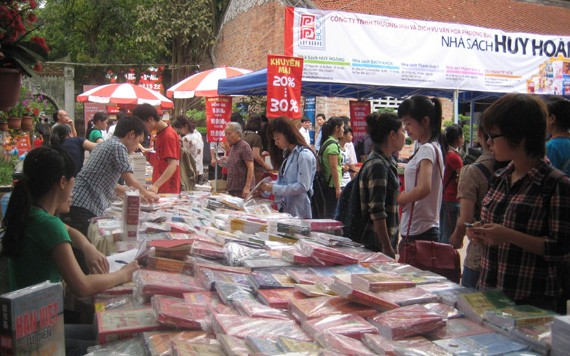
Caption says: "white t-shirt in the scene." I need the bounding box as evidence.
[340,148,351,188]
[399,141,444,237]
[344,141,358,164]
[182,132,204,174]
[299,127,311,146]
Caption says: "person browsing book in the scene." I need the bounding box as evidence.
[259,117,316,218]
[466,94,570,313]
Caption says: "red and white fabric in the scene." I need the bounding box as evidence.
[77,83,173,109]
[166,67,252,98]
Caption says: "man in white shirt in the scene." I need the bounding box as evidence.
[299,117,311,145]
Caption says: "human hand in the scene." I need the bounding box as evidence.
[84,244,109,274]
[148,184,159,194]
[143,190,160,203]
[449,232,464,249]
[260,182,272,193]
[114,185,127,198]
[242,187,250,199]
[468,223,509,246]
[119,261,140,283]
[382,245,396,259]
[335,187,342,199]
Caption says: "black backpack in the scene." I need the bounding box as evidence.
[335,157,378,243]
[309,140,335,219]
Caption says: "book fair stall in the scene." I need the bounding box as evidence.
[3,186,568,355]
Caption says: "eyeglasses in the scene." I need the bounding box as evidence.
[486,132,505,142]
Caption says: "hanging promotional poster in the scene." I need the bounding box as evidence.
[284,7,570,95]
[206,96,232,143]
[349,101,371,142]
[266,55,304,118]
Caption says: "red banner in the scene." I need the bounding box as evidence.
[266,55,303,119]
[349,100,371,142]
[139,66,165,94]
[206,96,232,143]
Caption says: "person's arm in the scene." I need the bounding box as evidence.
[373,219,396,258]
[252,146,271,171]
[149,158,177,193]
[328,153,341,199]
[468,224,546,256]
[397,159,433,205]
[82,140,98,152]
[242,160,254,198]
[52,243,138,298]
[66,225,109,273]
[67,120,78,138]
[121,171,160,203]
[449,198,476,249]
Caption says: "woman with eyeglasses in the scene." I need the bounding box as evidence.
[259,117,316,218]
[467,93,570,313]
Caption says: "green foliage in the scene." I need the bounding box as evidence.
[376,107,396,114]
[0,159,16,186]
[185,108,206,128]
[196,126,207,134]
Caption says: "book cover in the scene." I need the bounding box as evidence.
[369,304,445,340]
[293,283,332,297]
[96,307,164,344]
[248,271,295,290]
[217,334,251,356]
[215,281,256,305]
[276,336,321,353]
[196,268,251,291]
[351,273,416,292]
[457,291,516,323]
[329,276,400,311]
[0,282,64,356]
[244,336,281,354]
[211,313,311,341]
[256,288,305,309]
[151,295,209,329]
[421,302,464,320]
[301,313,378,339]
[375,287,440,306]
[143,331,214,356]
[434,332,529,355]
[170,338,223,355]
[133,270,204,302]
[426,317,493,340]
[484,304,556,330]
[315,332,376,355]
[290,295,376,322]
[234,299,290,320]
[145,257,186,274]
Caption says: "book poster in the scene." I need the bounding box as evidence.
[349,100,371,142]
[266,55,304,119]
[205,96,232,143]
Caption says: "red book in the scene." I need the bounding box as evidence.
[301,314,378,339]
[212,313,311,341]
[256,288,305,309]
[315,332,376,355]
[234,299,290,320]
[151,295,209,329]
[329,276,399,311]
[133,270,204,301]
[369,304,445,340]
[290,295,377,322]
[97,307,164,344]
[351,273,416,292]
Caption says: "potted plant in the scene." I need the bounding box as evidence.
[0,0,50,110]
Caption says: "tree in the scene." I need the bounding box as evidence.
[39,0,167,85]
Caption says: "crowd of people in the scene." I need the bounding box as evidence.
[0,94,569,355]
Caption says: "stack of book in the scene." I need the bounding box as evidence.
[129,152,147,187]
[552,315,570,356]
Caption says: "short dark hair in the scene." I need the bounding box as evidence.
[546,96,570,132]
[316,113,326,120]
[481,93,547,158]
[366,112,402,145]
[133,103,159,122]
[246,114,263,131]
[301,117,310,123]
[114,116,147,138]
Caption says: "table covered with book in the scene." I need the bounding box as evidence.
[82,191,568,355]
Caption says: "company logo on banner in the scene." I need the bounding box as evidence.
[206,96,232,143]
[349,101,371,142]
[285,7,570,95]
[266,55,304,119]
[299,13,325,49]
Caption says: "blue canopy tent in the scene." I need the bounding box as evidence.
[217,68,504,101]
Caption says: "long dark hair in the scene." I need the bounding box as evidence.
[319,116,344,148]
[440,124,463,158]
[267,117,314,169]
[367,112,402,146]
[2,147,75,257]
[398,95,442,142]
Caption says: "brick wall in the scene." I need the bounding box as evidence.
[214,0,569,121]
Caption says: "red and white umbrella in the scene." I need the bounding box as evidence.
[166,67,252,99]
[77,83,173,109]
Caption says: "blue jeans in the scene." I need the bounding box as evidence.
[440,201,459,244]
[461,266,480,289]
